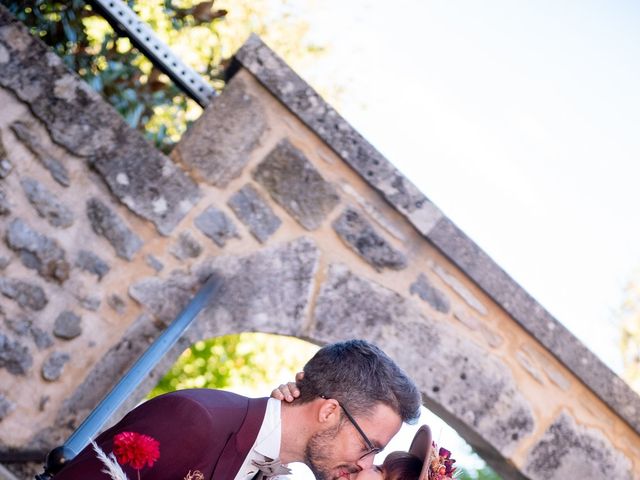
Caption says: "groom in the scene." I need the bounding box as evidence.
[54,339,421,480]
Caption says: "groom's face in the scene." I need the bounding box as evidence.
[304,403,401,480]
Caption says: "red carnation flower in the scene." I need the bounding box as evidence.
[113,431,160,471]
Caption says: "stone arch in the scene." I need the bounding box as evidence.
[0,7,638,479]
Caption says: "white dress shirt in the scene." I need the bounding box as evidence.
[234,398,285,480]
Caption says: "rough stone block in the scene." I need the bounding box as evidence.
[174,76,267,187]
[524,412,633,479]
[410,273,450,313]
[107,294,126,315]
[75,250,110,280]
[10,121,70,187]
[432,263,488,316]
[129,271,195,325]
[41,351,71,381]
[0,16,200,235]
[31,327,53,350]
[53,310,82,340]
[0,129,11,178]
[86,198,142,260]
[0,188,10,215]
[0,158,12,179]
[0,333,32,375]
[169,231,203,260]
[145,254,164,272]
[194,237,320,336]
[0,393,15,420]
[89,129,202,236]
[194,205,240,247]
[0,277,47,310]
[313,264,535,455]
[253,139,339,230]
[332,207,407,271]
[5,218,70,283]
[21,177,74,228]
[228,184,281,243]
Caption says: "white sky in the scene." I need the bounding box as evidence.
[268,2,640,475]
[288,0,640,375]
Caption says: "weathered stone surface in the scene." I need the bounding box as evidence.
[235,35,444,234]
[174,76,267,187]
[145,254,164,272]
[0,129,11,178]
[0,11,200,235]
[41,351,70,381]
[169,231,203,260]
[332,207,407,271]
[89,128,202,236]
[20,177,74,228]
[228,184,281,243]
[0,255,9,269]
[4,315,31,336]
[428,217,640,434]
[75,250,110,280]
[194,237,320,336]
[0,334,32,375]
[410,273,450,313]
[107,294,126,315]
[194,205,240,247]
[252,139,339,230]
[53,311,82,340]
[0,393,15,420]
[0,277,47,310]
[5,218,70,283]
[431,263,488,316]
[129,272,195,325]
[31,327,53,350]
[0,188,10,215]
[0,158,12,178]
[10,121,70,187]
[313,264,535,456]
[525,412,632,479]
[86,198,142,260]
[79,295,100,311]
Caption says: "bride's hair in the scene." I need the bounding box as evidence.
[380,451,423,480]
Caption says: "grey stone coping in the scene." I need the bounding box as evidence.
[233,34,640,435]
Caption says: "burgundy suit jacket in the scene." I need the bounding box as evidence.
[54,389,269,480]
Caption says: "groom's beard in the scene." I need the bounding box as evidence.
[304,424,359,480]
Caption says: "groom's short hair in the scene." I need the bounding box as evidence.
[297,339,421,423]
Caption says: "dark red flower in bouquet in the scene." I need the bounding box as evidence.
[113,431,160,471]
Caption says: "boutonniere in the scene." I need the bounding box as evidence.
[93,431,160,480]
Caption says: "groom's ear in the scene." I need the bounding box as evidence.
[317,398,340,425]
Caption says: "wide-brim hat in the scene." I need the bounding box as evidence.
[408,425,433,480]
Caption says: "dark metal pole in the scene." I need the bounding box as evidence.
[35,273,223,479]
[85,0,216,108]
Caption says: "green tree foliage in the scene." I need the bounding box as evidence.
[1,0,318,151]
[457,466,502,480]
[149,333,318,398]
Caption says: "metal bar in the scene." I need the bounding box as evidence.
[36,274,223,478]
[86,0,216,107]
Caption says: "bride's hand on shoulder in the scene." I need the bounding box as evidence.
[270,371,304,402]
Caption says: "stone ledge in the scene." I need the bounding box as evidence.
[232,35,640,436]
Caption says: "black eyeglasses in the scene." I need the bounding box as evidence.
[321,396,382,460]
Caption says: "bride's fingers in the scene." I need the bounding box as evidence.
[271,382,300,402]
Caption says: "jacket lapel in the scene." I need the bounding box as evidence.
[210,397,269,479]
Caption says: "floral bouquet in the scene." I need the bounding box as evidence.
[426,442,457,480]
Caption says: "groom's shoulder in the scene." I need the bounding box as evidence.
[146,389,268,413]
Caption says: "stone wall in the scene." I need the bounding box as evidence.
[1,6,639,479]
